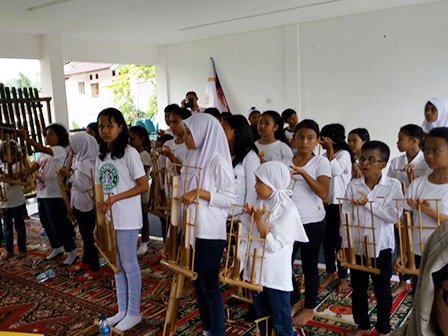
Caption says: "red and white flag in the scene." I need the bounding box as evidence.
[205,58,229,112]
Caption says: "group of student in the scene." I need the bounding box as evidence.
[0,94,447,335]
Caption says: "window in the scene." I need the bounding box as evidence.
[112,70,116,76]
[89,74,93,80]
[95,74,99,79]
[91,83,99,98]
[78,82,85,95]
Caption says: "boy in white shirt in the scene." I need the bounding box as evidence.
[337,141,403,336]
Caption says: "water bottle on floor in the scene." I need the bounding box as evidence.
[36,269,56,283]
[99,314,111,335]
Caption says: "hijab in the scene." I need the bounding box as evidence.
[70,132,99,177]
[422,97,448,133]
[242,161,308,243]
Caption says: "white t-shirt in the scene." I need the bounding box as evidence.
[324,150,352,204]
[138,150,151,204]
[404,175,448,256]
[0,162,25,208]
[387,151,430,188]
[255,140,293,163]
[95,146,146,230]
[283,155,331,224]
[70,169,94,212]
[232,150,260,214]
[164,139,189,164]
[36,146,68,199]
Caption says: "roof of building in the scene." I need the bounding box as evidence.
[64,62,120,76]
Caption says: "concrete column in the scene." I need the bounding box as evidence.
[154,45,170,129]
[284,24,301,118]
[39,35,69,127]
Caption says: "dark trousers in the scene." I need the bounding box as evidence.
[324,204,348,278]
[291,220,325,309]
[350,249,393,334]
[159,216,168,244]
[141,204,150,243]
[193,238,226,336]
[252,287,294,336]
[394,227,410,282]
[73,208,99,271]
[3,204,26,253]
[38,198,76,252]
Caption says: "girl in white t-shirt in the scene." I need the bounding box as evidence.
[60,133,101,280]
[348,128,370,179]
[96,108,148,331]
[320,123,353,293]
[129,125,152,255]
[221,114,260,209]
[162,107,192,167]
[282,119,331,325]
[255,110,293,163]
[422,97,448,136]
[18,123,78,265]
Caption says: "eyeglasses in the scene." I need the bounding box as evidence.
[359,157,384,164]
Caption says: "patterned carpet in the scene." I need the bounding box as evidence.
[0,218,413,335]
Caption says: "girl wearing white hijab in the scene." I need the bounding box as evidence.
[237,161,308,336]
[180,113,235,336]
[422,97,448,135]
[60,132,101,280]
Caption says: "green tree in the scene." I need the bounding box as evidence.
[6,72,40,90]
[105,64,157,124]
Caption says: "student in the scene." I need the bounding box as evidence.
[181,91,204,114]
[281,108,299,149]
[320,123,353,292]
[248,108,261,141]
[86,122,101,144]
[175,113,235,336]
[256,111,293,163]
[0,141,26,260]
[18,123,78,265]
[348,128,370,179]
[396,127,448,292]
[226,161,308,335]
[129,125,152,255]
[161,104,179,136]
[204,107,221,122]
[282,119,331,325]
[60,133,100,280]
[337,141,403,336]
[222,114,260,208]
[162,107,192,166]
[96,108,148,331]
[422,97,448,135]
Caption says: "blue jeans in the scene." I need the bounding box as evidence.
[3,204,26,253]
[115,230,141,316]
[193,238,226,336]
[252,287,294,336]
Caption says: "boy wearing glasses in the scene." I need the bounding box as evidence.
[337,141,403,336]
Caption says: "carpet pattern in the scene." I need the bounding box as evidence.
[0,218,413,335]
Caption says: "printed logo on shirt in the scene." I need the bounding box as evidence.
[99,163,119,192]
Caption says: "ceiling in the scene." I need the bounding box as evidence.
[0,0,441,46]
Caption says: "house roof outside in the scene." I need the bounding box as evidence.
[64,62,120,77]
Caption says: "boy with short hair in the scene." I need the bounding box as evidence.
[161,104,178,136]
[281,109,299,149]
[337,141,403,336]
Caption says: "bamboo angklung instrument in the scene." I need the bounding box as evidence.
[338,198,381,275]
[0,127,29,188]
[393,167,427,194]
[394,198,441,276]
[148,141,169,218]
[55,148,76,226]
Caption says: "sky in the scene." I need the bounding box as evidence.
[0,58,41,85]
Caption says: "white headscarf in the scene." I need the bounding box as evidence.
[70,132,99,177]
[391,220,448,336]
[181,113,232,192]
[422,97,448,133]
[244,161,308,243]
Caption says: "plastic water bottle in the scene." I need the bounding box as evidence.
[99,314,111,335]
[41,228,47,236]
[36,269,56,283]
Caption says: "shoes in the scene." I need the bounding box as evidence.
[76,270,102,281]
[0,251,14,260]
[69,263,90,273]
[136,242,148,255]
[17,251,26,258]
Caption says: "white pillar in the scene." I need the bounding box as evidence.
[155,45,170,129]
[39,35,69,127]
[284,24,301,118]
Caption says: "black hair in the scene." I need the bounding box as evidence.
[426,127,448,145]
[97,107,128,161]
[204,108,221,120]
[164,104,179,114]
[86,122,99,135]
[281,108,296,121]
[321,123,354,163]
[261,110,289,145]
[400,124,424,148]
[185,91,197,98]
[294,119,320,138]
[129,125,151,153]
[221,111,232,118]
[44,123,69,148]
[222,115,258,167]
[349,128,370,142]
[156,134,174,145]
[171,107,192,120]
[248,110,260,119]
[361,141,390,163]
[0,139,20,163]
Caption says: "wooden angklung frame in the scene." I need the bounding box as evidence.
[338,198,381,275]
[393,168,427,194]
[148,141,170,219]
[55,148,76,226]
[394,198,441,275]
[161,163,202,336]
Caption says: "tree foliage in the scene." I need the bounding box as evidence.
[6,72,40,90]
[105,64,157,124]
